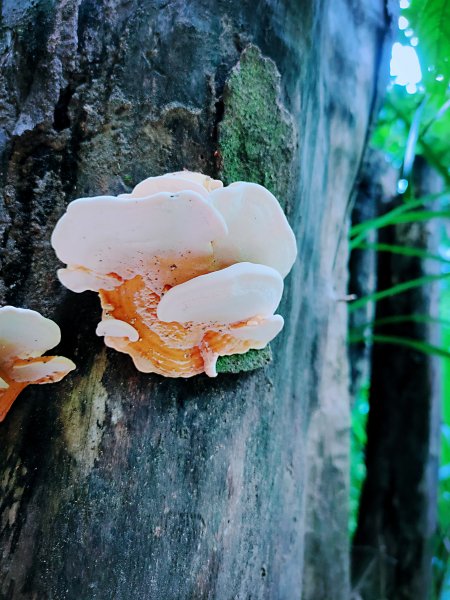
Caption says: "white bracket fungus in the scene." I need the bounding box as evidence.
[0,307,76,421]
[51,171,297,378]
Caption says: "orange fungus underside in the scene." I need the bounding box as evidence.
[0,356,68,422]
[99,275,257,378]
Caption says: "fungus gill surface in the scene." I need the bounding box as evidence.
[0,307,76,421]
[51,171,297,378]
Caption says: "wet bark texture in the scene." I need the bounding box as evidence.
[352,158,442,600]
[0,1,390,598]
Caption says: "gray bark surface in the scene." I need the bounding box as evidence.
[0,1,389,598]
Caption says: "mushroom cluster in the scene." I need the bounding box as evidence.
[51,171,297,377]
[0,306,75,421]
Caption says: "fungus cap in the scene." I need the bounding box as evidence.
[51,191,228,291]
[157,262,283,325]
[0,306,75,422]
[128,171,223,199]
[209,182,297,278]
[0,306,62,361]
[51,171,297,378]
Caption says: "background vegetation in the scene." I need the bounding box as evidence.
[349,0,450,597]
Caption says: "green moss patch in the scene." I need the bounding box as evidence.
[216,346,273,374]
[218,44,295,206]
[217,45,295,374]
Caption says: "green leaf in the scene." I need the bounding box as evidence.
[348,272,450,313]
[353,242,450,264]
[349,193,449,249]
[405,0,450,86]
[350,313,450,335]
[350,197,427,237]
[350,208,450,249]
[418,137,450,185]
[372,91,450,187]
[348,333,450,360]
[390,209,450,224]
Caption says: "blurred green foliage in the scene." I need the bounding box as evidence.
[349,383,369,537]
[435,286,450,597]
[371,86,450,179]
[404,0,450,89]
[349,0,450,596]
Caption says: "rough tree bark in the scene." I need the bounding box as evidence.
[352,158,442,600]
[0,1,390,598]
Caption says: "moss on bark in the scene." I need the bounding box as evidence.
[216,45,295,374]
[218,44,295,208]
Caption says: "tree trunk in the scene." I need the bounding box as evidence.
[348,150,399,398]
[352,158,442,600]
[0,1,390,598]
